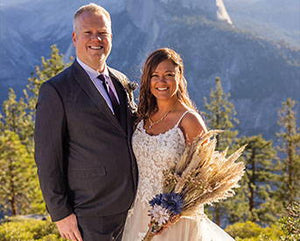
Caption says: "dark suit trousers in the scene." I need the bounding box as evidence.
[77,211,128,241]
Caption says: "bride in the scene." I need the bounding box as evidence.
[122,48,235,241]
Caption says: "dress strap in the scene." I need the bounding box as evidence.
[175,110,192,127]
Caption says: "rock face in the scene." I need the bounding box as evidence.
[125,0,232,31]
[215,0,232,24]
[0,0,299,138]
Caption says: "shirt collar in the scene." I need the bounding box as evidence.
[76,57,110,80]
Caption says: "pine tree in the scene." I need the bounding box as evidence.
[203,77,239,226]
[277,98,300,204]
[0,89,32,148]
[203,77,239,149]
[0,45,68,153]
[0,130,32,215]
[0,90,40,215]
[0,45,69,215]
[228,135,280,225]
[25,44,68,111]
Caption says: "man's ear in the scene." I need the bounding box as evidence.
[72,32,77,46]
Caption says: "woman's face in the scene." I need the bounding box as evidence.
[150,59,180,102]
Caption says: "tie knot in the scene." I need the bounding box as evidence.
[97,74,106,83]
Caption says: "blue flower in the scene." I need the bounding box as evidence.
[149,192,184,215]
[161,193,184,215]
[149,194,164,207]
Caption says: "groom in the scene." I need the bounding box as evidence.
[34,3,138,241]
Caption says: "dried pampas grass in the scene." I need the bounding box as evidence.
[143,130,245,241]
[163,130,245,215]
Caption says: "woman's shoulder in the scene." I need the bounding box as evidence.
[181,110,206,130]
[178,108,207,143]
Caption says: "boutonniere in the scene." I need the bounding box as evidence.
[127,81,139,92]
[109,67,138,112]
[124,80,138,113]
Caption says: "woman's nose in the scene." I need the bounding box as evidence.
[158,77,167,82]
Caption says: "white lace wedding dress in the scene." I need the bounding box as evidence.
[122,111,235,241]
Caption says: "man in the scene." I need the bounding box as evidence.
[34,3,138,241]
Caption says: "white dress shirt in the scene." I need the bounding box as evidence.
[76,58,120,114]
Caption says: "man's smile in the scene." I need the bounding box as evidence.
[89,46,103,50]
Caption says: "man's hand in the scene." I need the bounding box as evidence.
[56,213,83,241]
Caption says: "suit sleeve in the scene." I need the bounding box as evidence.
[34,82,73,222]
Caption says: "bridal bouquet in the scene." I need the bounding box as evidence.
[142,130,246,241]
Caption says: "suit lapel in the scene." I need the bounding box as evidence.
[108,68,132,134]
[72,60,126,135]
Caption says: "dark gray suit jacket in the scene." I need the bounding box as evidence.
[34,60,138,222]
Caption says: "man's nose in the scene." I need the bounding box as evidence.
[91,34,102,41]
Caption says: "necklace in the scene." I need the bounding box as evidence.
[147,111,171,130]
[146,105,176,130]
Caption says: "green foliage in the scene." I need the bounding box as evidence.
[225,221,283,241]
[203,77,239,225]
[0,217,64,241]
[0,45,67,155]
[0,89,32,150]
[279,201,300,241]
[228,135,281,225]
[25,45,68,104]
[225,203,300,241]
[0,130,33,215]
[0,45,70,216]
[277,98,300,204]
[225,221,264,239]
[204,77,239,149]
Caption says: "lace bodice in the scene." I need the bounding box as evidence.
[132,113,188,206]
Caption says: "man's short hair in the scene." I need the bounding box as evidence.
[73,3,111,32]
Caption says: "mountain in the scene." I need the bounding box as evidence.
[0,0,299,139]
[224,0,300,48]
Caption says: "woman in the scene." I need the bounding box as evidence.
[122,48,234,240]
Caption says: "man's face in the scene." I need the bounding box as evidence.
[72,11,112,71]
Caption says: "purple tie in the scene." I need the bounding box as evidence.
[98,74,120,120]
